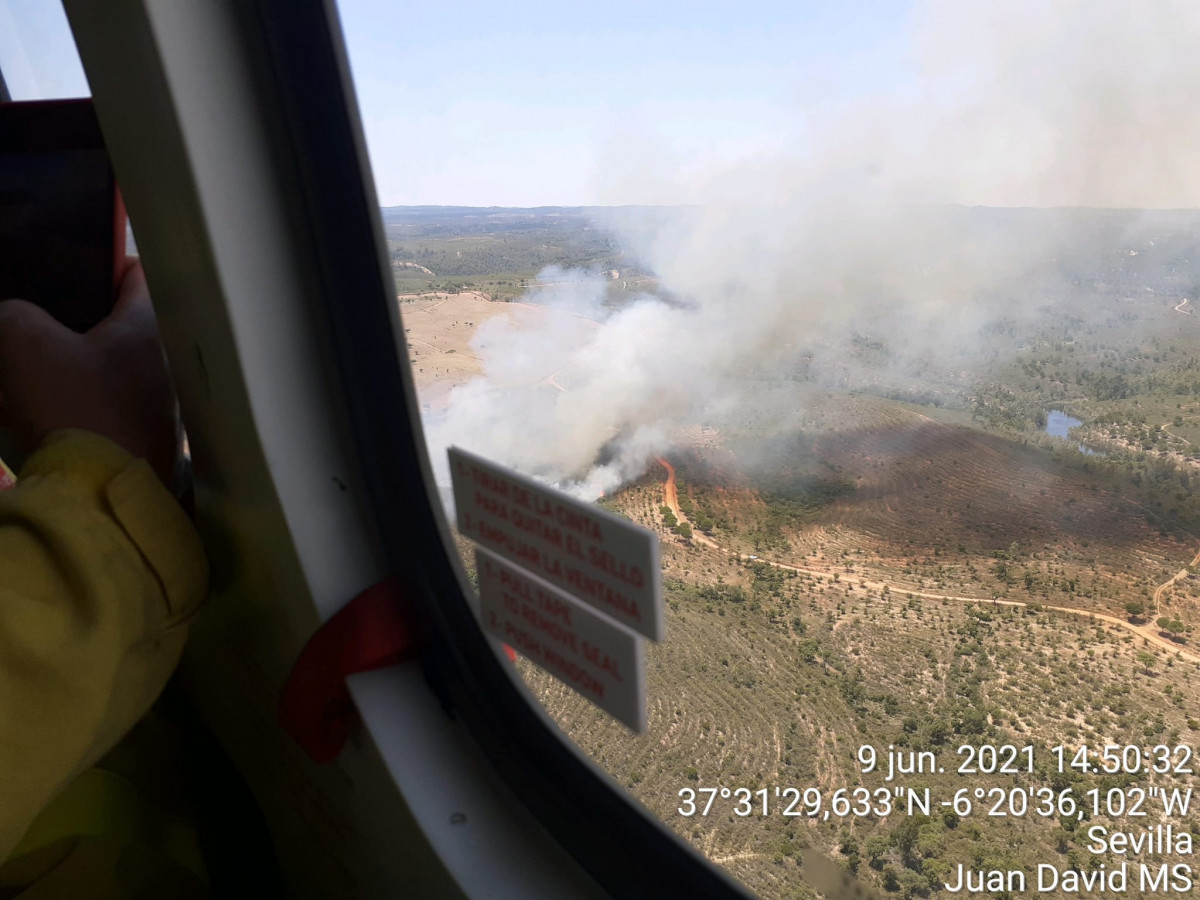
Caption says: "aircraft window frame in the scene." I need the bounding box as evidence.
[251,2,755,896]
[58,0,757,896]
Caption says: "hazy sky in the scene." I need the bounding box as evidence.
[336,0,917,207]
[13,1,1198,210]
[2,0,914,206]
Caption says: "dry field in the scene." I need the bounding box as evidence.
[401,289,602,410]
[401,291,504,409]
[519,541,1200,899]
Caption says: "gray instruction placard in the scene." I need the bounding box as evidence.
[449,446,663,640]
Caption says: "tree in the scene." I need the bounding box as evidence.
[956,706,988,736]
[892,813,930,864]
[1126,601,1145,620]
[865,835,890,869]
[882,866,901,892]
[797,639,821,663]
[1158,617,1186,639]
[676,521,693,539]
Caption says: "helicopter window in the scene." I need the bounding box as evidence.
[0,1,89,100]
[31,0,749,896]
[332,1,1200,898]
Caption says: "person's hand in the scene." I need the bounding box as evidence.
[0,259,180,486]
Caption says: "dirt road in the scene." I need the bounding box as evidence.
[657,457,719,549]
[1153,570,1188,611]
[658,457,680,517]
[657,464,1200,663]
[1148,544,1200,628]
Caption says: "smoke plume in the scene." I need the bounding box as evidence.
[422,0,1200,499]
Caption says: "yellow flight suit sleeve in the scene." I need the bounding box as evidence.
[0,429,208,864]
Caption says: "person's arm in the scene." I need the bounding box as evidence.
[0,262,208,862]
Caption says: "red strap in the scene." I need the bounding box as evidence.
[0,454,16,490]
[279,575,428,763]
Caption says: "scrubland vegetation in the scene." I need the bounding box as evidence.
[414,207,1200,898]
[523,451,1200,897]
[383,205,653,301]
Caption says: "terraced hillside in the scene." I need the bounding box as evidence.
[518,394,1200,899]
[520,558,1200,898]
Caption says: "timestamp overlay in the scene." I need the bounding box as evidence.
[677,743,1200,896]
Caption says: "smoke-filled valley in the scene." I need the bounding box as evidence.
[419,204,1200,501]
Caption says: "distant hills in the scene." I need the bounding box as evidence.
[379,205,683,227]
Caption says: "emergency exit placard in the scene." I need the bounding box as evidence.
[476,547,646,732]
[450,446,663,640]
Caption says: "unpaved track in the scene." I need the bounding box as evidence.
[657,457,718,548]
[1154,570,1188,609]
[1149,545,1200,625]
[657,462,1200,663]
[659,457,680,517]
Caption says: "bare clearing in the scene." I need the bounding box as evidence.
[402,290,558,409]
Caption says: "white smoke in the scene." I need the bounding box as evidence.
[423,0,1200,500]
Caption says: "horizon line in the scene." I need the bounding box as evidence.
[379,202,1200,213]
